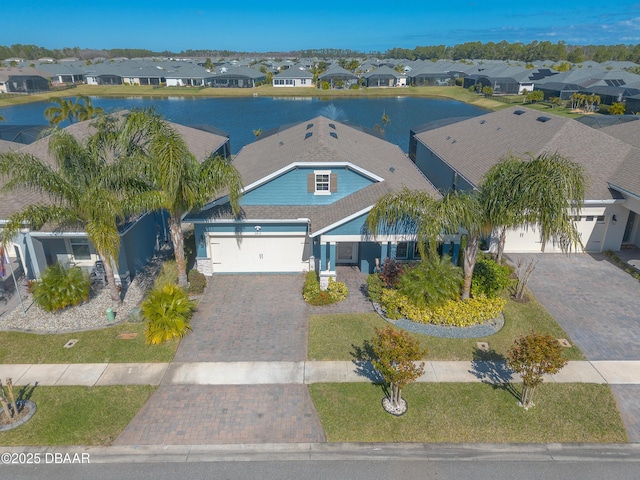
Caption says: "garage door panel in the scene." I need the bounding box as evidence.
[210,235,307,273]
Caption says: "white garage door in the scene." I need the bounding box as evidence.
[209,235,308,273]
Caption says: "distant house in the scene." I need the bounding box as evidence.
[0,116,231,285]
[318,65,358,89]
[272,68,314,87]
[211,66,266,88]
[186,116,446,282]
[410,106,640,253]
[0,67,50,93]
[362,66,405,87]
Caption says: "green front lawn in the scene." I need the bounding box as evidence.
[310,383,628,443]
[308,293,583,361]
[0,321,178,364]
[0,385,156,445]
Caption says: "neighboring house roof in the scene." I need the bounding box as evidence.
[189,116,440,235]
[0,139,21,154]
[363,65,402,78]
[318,65,358,80]
[212,65,265,80]
[273,69,313,79]
[412,106,637,201]
[600,122,640,198]
[0,67,52,82]
[0,115,230,222]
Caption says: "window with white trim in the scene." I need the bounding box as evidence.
[314,170,331,195]
[70,237,91,260]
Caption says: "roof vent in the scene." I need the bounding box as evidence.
[480,120,486,124]
[451,139,457,144]
[536,116,551,122]
[306,123,313,129]
[514,110,526,115]
[329,132,338,139]
[305,132,313,139]
[329,123,336,129]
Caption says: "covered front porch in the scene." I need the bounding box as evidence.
[313,237,461,287]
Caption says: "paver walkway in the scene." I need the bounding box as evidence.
[520,252,640,442]
[116,273,326,445]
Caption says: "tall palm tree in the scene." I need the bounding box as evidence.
[366,188,488,300]
[480,152,586,260]
[0,128,148,306]
[112,110,243,287]
[480,154,525,263]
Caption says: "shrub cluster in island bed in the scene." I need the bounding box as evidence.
[187,269,207,295]
[31,264,90,312]
[302,271,349,306]
[380,288,505,327]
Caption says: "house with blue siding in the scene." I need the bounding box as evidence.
[0,115,231,286]
[186,116,442,283]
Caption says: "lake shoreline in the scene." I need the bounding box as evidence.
[0,84,505,110]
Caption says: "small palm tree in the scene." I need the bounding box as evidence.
[143,283,195,345]
[398,257,463,308]
[44,97,76,126]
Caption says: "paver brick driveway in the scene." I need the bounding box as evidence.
[116,273,326,445]
[175,274,309,362]
[523,253,640,361]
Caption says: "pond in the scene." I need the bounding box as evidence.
[0,96,487,154]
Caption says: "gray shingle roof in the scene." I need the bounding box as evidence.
[0,115,229,221]
[190,116,440,234]
[601,122,640,197]
[412,106,637,201]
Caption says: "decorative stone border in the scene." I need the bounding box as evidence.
[373,302,505,339]
[0,400,37,432]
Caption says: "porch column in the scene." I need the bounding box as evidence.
[328,242,336,271]
[320,242,327,272]
[380,242,389,261]
[389,242,398,260]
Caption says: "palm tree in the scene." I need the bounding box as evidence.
[44,98,76,126]
[480,155,525,263]
[75,95,104,122]
[481,153,586,260]
[113,110,243,287]
[0,128,148,306]
[43,95,104,126]
[366,188,488,300]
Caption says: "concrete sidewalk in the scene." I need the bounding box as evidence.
[2,360,640,387]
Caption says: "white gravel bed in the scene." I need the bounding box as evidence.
[0,253,166,334]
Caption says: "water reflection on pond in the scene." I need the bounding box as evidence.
[0,96,487,153]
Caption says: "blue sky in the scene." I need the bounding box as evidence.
[4,1,640,52]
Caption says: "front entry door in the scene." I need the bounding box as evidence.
[336,242,358,265]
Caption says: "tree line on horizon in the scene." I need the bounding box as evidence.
[2,41,640,64]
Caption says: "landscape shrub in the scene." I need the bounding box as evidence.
[327,278,349,302]
[471,257,512,298]
[366,273,384,303]
[380,288,505,327]
[31,263,90,312]
[187,269,207,295]
[143,283,195,345]
[302,271,349,306]
[397,258,462,308]
[379,258,405,288]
